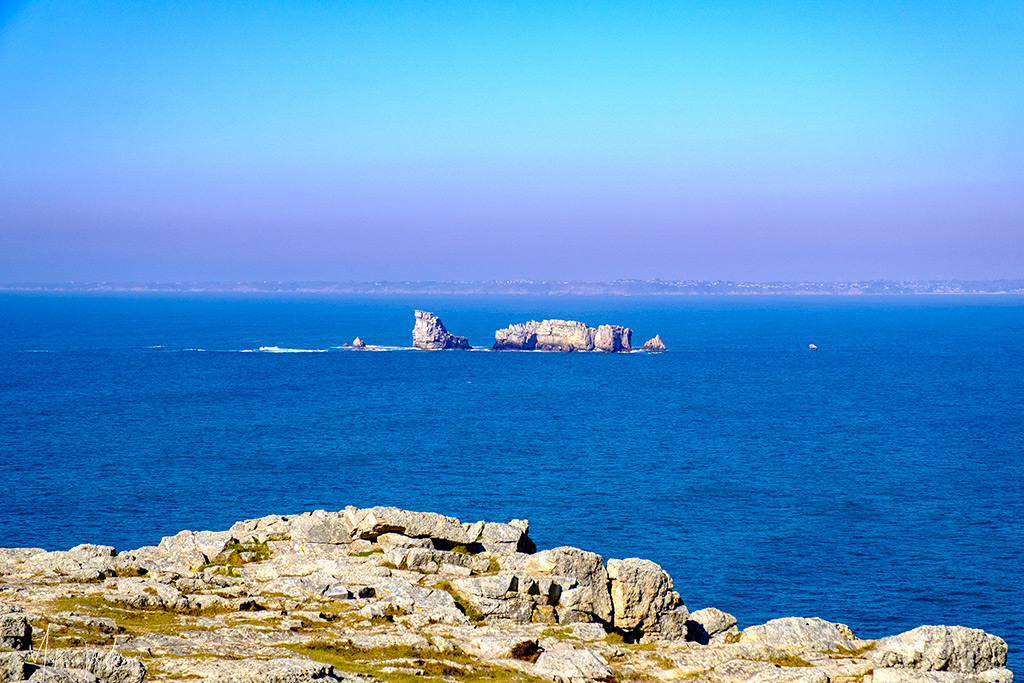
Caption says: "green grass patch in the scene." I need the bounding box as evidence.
[348,548,384,557]
[768,653,814,668]
[827,641,877,657]
[286,641,548,683]
[433,581,485,623]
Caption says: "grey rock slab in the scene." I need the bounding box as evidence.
[372,578,467,625]
[376,534,432,553]
[453,574,517,599]
[869,626,1008,674]
[872,669,1015,683]
[342,631,431,650]
[23,664,100,683]
[43,649,145,683]
[153,656,346,683]
[570,623,608,641]
[532,647,613,682]
[740,617,858,654]
[288,511,353,545]
[345,506,471,545]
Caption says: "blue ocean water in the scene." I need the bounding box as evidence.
[1,293,1021,668]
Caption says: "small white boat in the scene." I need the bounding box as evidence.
[808,344,818,350]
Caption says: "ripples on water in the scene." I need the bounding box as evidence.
[1,293,1021,668]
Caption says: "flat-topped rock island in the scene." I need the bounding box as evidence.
[410,311,668,352]
[0,506,1011,683]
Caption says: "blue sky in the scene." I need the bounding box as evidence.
[1,0,1021,282]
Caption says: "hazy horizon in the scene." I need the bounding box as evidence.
[2,1,1022,283]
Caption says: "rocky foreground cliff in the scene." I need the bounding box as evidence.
[0,507,1012,683]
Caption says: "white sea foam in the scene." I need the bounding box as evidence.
[252,346,327,353]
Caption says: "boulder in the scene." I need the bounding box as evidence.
[868,625,1008,673]
[642,334,667,351]
[412,310,470,350]
[686,606,739,643]
[740,617,858,654]
[606,558,685,636]
[524,547,612,623]
[0,614,30,651]
[351,336,366,348]
[0,652,27,681]
[594,325,632,352]
[376,533,433,553]
[344,506,471,546]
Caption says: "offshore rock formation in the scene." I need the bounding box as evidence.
[494,320,633,352]
[642,334,667,351]
[0,506,1012,683]
[351,337,366,348]
[412,310,470,350]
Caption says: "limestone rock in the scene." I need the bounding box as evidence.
[524,547,612,623]
[494,319,639,352]
[412,310,470,350]
[0,614,30,651]
[686,606,739,644]
[43,649,146,683]
[868,625,1008,673]
[594,325,632,352]
[351,336,365,348]
[606,557,685,636]
[493,322,539,350]
[0,652,27,681]
[871,668,1015,683]
[642,334,667,351]
[532,647,613,682]
[739,617,858,654]
[289,510,352,545]
[376,533,433,553]
[372,578,467,625]
[345,506,472,546]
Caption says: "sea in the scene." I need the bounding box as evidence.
[1,293,1021,669]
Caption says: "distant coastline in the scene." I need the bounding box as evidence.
[1,279,1023,295]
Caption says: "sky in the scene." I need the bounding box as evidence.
[1,0,1022,283]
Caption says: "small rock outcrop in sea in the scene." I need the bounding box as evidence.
[0,506,1013,683]
[494,320,633,352]
[642,334,667,351]
[352,336,366,348]
[412,310,470,350]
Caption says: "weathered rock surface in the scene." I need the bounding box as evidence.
[607,558,686,638]
[868,625,1009,673]
[740,616,858,654]
[642,334,667,351]
[494,319,638,352]
[0,507,1013,683]
[351,336,365,348]
[411,310,470,350]
[594,325,632,352]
